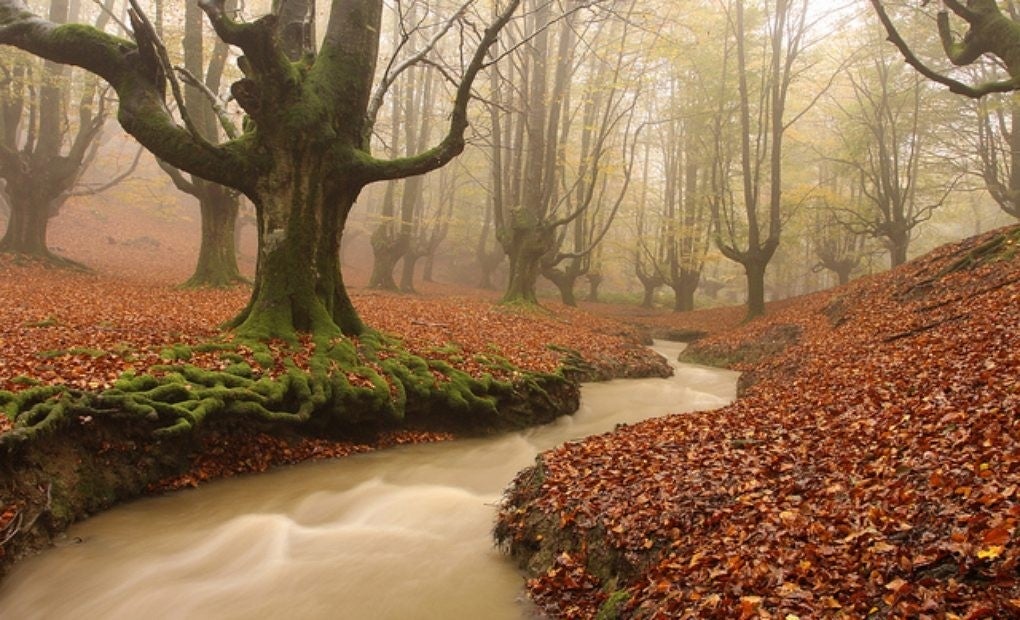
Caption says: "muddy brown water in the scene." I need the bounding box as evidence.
[0,342,738,619]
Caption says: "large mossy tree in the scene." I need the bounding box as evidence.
[0,0,521,340]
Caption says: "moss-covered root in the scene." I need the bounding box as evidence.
[954,228,1020,272]
[0,386,76,449]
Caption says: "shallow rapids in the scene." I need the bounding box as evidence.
[0,341,738,619]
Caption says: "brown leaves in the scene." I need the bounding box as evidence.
[0,253,665,507]
[500,226,1020,618]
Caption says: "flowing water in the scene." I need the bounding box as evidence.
[0,342,738,619]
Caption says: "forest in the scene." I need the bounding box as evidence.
[0,0,1018,617]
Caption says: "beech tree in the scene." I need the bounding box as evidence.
[870,0,1020,97]
[707,0,814,319]
[829,49,951,268]
[0,0,110,261]
[0,0,522,340]
[157,0,245,287]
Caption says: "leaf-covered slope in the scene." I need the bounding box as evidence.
[497,225,1020,619]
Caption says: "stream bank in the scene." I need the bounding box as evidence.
[0,341,737,618]
[0,343,669,582]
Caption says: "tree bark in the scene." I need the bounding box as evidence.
[186,184,242,287]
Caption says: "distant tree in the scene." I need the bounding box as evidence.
[631,141,665,309]
[969,73,1020,219]
[708,0,814,319]
[828,48,952,268]
[157,0,245,287]
[540,14,640,307]
[369,2,437,292]
[490,2,638,305]
[0,0,110,262]
[871,0,1020,225]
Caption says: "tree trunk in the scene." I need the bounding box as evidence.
[399,251,420,293]
[889,234,909,268]
[229,169,364,339]
[0,192,51,257]
[745,258,768,320]
[640,282,658,309]
[672,270,699,312]
[501,222,550,303]
[369,226,403,291]
[586,273,601,303]
[545,268,578,307]
[186,183,243,287]
[835,265,852,286]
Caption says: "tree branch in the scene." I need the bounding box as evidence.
[0,0,255,193]
[869,0,1020,98]
[362,0,522,183]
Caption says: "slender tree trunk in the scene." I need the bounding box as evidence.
[745,258,768,319]
[586,273,601,303]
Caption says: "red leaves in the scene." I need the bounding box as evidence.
[501,226,1020,618]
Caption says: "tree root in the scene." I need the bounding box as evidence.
[0,340,578,450]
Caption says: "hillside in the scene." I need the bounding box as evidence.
[496,225,1020,619]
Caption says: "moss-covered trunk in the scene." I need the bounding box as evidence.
[186,182,243,287]
[229,160,365,340]
[501,222,552,304]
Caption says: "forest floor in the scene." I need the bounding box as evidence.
[496,225,1020,619]
[5,197,1019,617]
[0,245,667,575]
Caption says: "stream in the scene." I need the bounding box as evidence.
[0,341,738,619]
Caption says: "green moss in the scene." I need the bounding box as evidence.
[23,316,60,328]
[193,342,236,354]
[595,591,630,620]
[224,362,254,378]
[159,345,193,362]
[9,375,43,387]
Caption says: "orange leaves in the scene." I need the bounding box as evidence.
[501,226,1020,618]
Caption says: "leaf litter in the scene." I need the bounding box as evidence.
[498,226,1020,619]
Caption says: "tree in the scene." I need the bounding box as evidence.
[0,0,523,340]
[828,47,951,268]
[708,0,813,319]
[489,0,570,304]
[869,1,1020,229]
[488,1,637,305]
[368,2,437,292]
[631,140,665,309]
[539,12,640,307]
[0,0,110,262]
[158,0,246,287]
